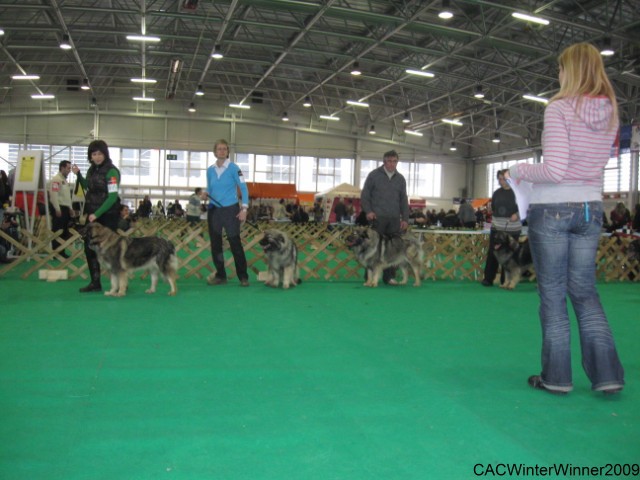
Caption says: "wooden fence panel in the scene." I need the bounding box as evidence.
[1,220,638,283]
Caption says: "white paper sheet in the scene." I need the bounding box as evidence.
[506,178,533,221]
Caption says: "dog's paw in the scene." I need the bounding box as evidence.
[105,291,116,296]
[412,282,421,287]
[145,289,156,294]
[167,291,176,296]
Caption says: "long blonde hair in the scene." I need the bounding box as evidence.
[552,42,618,130]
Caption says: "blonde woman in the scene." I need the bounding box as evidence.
[507,43,624,395]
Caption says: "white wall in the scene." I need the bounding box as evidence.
[0,109,468,207]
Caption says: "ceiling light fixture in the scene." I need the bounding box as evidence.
[131,78,157,84]
[81,78,90,90]
[474,84,485,99]
[438,0,453,19]
[511,12,549,26]
[346,100,369,108]
[450,142,457,151]
[31,94,55,100]
[211,45,224,59]
[600,37,615,56]
[133,96,156,102]
[90,97,97,108]
[369,125,376,135]
[12,74,40,80]
[303,96,312,107]
[195,85,204,96]
[442,118,463,126]
[282,112,289,122]
[188,102,196,113]
[59,34,72,50]
[406,69,435,78]
[402,112,411,124]
[492,133,501,143]
[319,115,340,121]
[350,62,362,76]
[522,94,549,104]
[404,129,423,137]
[0,29,4,35]
[126,34,161,42]
[229,103,250,109]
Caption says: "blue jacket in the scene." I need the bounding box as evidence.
[206,161,249,208]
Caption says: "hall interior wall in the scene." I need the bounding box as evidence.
[0,110,468,210]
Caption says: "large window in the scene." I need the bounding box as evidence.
[486,158,534,194]
[298,157,354,192]
[604,152,631,193]
[360,159,442,198]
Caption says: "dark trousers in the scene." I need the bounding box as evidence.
[483,228,521,284]
[51,205,72,252]
[83,213,119,283]
[207,205,248,281]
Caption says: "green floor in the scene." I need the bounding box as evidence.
[1,271,638,479]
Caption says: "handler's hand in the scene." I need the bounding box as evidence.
[366,212,376,221]
[88,214,97,222]
[400,220,409,231]
[237,209,247,223]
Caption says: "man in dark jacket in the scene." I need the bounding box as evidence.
[360,149,410,285]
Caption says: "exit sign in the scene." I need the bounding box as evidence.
[167,154,178,160]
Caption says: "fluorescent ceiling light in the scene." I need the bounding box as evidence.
[319,115,340,121]
[442,118,463,126]
[522,94,549,104]
[131,78,157,84]
[188,102,196,113]
[229,103,250,109]
[133,96,156,102]
[126,35,161,42]
[12,74,40,80]
[195,85,204,96]
[303,96,312,107]
[600,38,614,56]
[0,29,4,35]
[31,94,55,99]
[81,78,90,90]
[404,129,423,137]
[402,112,411,124]
[350,62,362,76]
[492,133,501,143]
[405,68,435,78]
[474,85,485,99]
[369,125,376,135]
[406,69,435,78]
[450,142,457,151]
[346,100,369,108]
[282,112,289,122]
[511,12,549,26]
[211,45,224,59]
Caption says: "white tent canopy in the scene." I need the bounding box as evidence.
[316,182,361,198]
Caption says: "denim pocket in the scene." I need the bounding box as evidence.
[541,208,574,235]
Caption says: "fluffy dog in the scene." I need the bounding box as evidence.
[345,228,423,287]
[492,230,533,289]
[86,223,178,297]
[258,229,300,289]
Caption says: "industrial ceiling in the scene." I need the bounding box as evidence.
[1,0,639,158]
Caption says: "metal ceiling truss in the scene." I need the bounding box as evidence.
[0,0,638,158]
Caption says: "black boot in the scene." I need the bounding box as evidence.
[80,257,102,293]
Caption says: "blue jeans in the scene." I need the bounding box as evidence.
[527,202,624,392]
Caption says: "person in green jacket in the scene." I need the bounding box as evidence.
[71,140,121,293]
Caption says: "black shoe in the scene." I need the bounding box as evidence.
[601,387,623,396]
[527,375,567,395]
[481,279,492,287]
[207,274,227,286]
[79,282,102,293]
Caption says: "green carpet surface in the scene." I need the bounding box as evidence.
[1,272,638,479]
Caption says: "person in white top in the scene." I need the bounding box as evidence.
[507,42,624,396]
[48,160,74,258]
